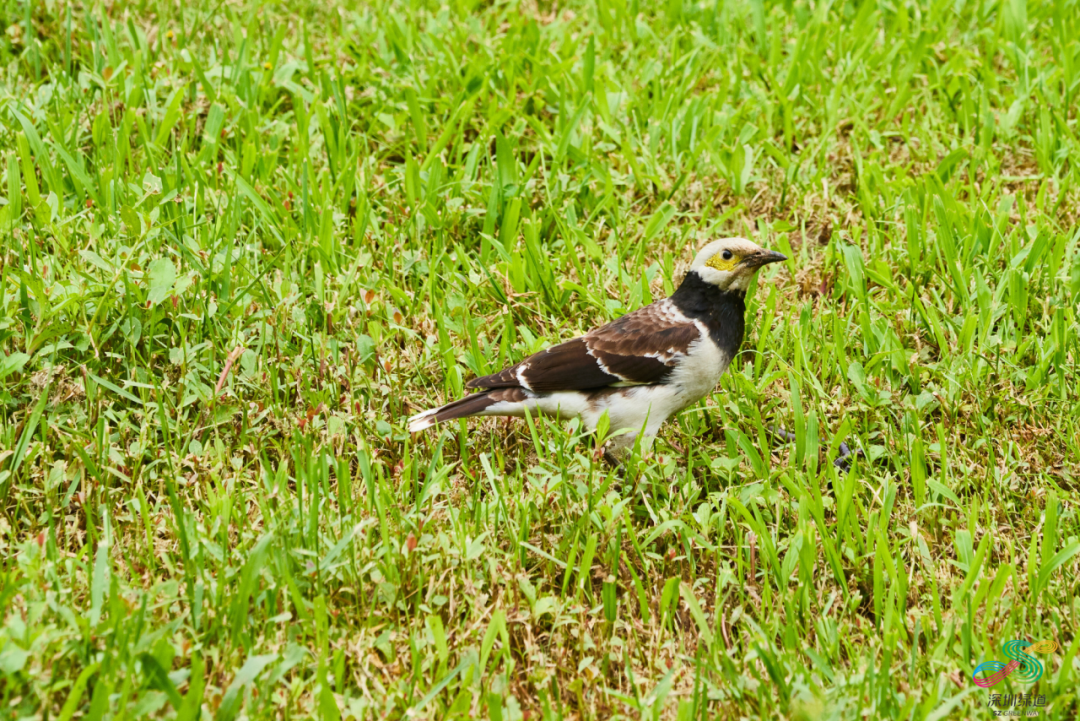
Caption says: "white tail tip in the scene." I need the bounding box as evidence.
[407,409,438,433]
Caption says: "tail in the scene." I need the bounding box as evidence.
[407,388,528,433]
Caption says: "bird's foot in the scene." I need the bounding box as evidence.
[769,425,864,472]
[833,441,865,473]
[768,425,798,443]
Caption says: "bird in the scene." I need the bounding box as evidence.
[407,237,787,461]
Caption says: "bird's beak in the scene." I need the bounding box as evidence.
[742,249,788,268]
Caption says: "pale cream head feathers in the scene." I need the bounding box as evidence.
[689,237,788,290]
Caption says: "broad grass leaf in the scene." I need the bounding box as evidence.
[1038,540,1080,596]
[147,258,177,306]
[0,643,30,674]
[0,352,29,381]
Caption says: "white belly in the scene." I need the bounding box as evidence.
[664,334,731,403]
[588,337,731,439]
[478,336,731,451]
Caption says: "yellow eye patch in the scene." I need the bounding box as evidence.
[705,253,739,272]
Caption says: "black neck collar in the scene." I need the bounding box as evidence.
[671,271,746,304]
[669,271,747,355]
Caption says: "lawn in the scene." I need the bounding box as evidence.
[1,0,1079,718]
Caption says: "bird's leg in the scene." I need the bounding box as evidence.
[603,448,626,469]
[599,431,636,468]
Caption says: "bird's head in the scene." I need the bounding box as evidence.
[689,237,787,291]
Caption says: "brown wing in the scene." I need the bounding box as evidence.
[467,301,701,392]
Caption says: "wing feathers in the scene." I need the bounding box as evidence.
[467,301,702,393]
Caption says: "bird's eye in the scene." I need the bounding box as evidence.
[722,250,733,260]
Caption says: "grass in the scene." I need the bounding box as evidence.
[1,0,1079,718]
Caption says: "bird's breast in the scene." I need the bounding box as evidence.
[668,334,731,406]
